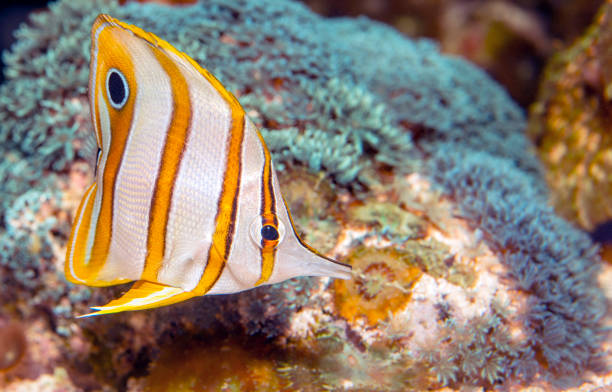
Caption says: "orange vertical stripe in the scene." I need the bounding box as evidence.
[140,49,191,282]
[87,28,137,278]
[66,182,130,286]
[65,183,96,284]
[91,15,247,293]
[255,131,277,286]
[193,114,245,295]
[192,76,246,295]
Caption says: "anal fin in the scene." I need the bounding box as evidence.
[77,280,195,317]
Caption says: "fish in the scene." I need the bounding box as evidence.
[65,14,351,317]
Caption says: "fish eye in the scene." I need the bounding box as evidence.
[106,68,129,109]
[250,216,285,248]
[261,225,279,241]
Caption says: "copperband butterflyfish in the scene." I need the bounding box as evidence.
[65,14,351,317]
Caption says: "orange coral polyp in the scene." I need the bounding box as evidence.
[333,247,422,326]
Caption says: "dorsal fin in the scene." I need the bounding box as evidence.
[94,14,240,107]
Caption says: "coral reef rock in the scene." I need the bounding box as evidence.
[0,0,607,391]
[528,0,612,232]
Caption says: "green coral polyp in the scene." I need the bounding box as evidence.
[347,200,427,240]
[415,310,525,388]
[356,262,396,300]
[277,167,342,253]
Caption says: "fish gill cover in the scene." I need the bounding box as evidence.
[0,0,607,390]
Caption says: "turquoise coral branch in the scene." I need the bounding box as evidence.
[0,0,606,389]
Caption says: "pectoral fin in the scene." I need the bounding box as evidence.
[77,280,195,317]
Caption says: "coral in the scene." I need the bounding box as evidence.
[0,320,26,372]
[0,316,67,388]
[0,0,537,188]
[277,320,421,391]
[0,0,607,390]
[402,238,476,289]
[414,309,527,388]
[343,190,477,289]
[0,0,105,222]
[426,143,606,381]
[141,338,285,392]
[347,200,427,240]
[325,16,540,177]
[528,0,612,231]
[253,77,413,185]
[235,278,320,339]
[277,167,342,253]
[306,0,602,106]
[1,368,79,392]
[333,246,422,325]
[0,189,62,306]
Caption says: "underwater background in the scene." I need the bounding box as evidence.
[0,0,610,390]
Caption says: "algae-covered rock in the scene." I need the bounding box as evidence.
[528,0,612,231]
[0,0,607,391]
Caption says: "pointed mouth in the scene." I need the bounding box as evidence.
[325,262,352,280]
[288,237,352,280]
[299,252,352,280]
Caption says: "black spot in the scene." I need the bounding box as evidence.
[592,220,612,244]
[94,147,101,176]
[261,225,279,241]
[108,70,126,107]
